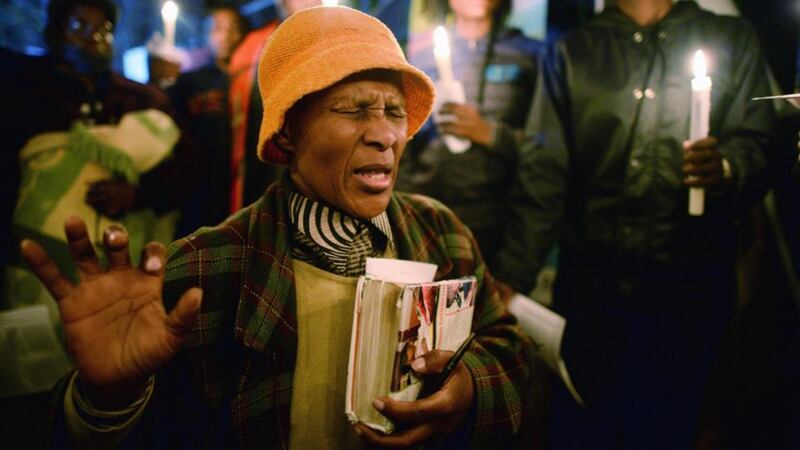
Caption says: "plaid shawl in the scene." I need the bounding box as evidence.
[95,178,530,449]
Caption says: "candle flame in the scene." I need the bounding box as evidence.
[693,49,707,79]
[433,26,451,58]
[322,0,338,6]
[161,1,178,22]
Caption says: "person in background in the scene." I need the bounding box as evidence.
[168,4,249,235]
[2,0,197,307]
[396,0,543,266]
[0,0,195,446]
[493,0,775,449]
[21,7,531,449]
[794,131,800,183]
[227,0,321,214]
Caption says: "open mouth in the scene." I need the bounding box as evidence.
[354,164,393,192]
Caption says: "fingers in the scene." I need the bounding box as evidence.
[20,239,73,300]
[439,122,467,138]
[86,181,114,211]
[86,180,111,201]
[684,174,721,188]
[682,152,721,187]
[353,421,437,448]
[139,242,167,277]
[439,102,464,117]
[411,349,453,375]
[682,138,722,187]
[103,225,131,270]
[683,136,719,151]
[374,357,468,424]
[437,104,491,145]
[682,147,720,166]
[64,216,101,278]
[86,180,136,219]
[439,104,471,128]
[357,360,474,447]
[166,288,203,336]
[683,159,721,177]
[373,389,453,425]
[494,280,516,305]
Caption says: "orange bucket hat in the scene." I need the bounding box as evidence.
[256,6,435,164]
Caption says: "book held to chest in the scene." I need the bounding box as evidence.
[345,258,476,433]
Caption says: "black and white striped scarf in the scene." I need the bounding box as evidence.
[287,188,394,276]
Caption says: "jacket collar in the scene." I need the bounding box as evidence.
[594,1,703,30]
[234,177,297,353]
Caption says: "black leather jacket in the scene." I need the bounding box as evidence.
[495,1,775,292]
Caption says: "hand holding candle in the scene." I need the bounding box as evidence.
[688,49,711,216]
[432,26,470,154]
[153,1,181,88]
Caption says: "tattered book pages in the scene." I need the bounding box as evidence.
[346,258,476,434]
[0,305,73,397]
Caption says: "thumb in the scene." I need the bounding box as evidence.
[166,288,202,337]
[411,349,454,375]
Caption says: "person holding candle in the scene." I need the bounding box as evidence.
[0,0,198,444]
[396,0,544,266]
[146,1,182,88]
[2,0,197,292]
[227,0,323,215]
[492,1,775,449]
[168,4,249,236]
[19,6,531,449]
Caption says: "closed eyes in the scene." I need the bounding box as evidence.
[331,106,407,119]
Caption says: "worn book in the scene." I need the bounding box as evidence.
[345,258,476,433]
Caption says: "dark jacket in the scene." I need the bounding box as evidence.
[168,63,233,235]
[397,28,543,249]
[495,1,775,292]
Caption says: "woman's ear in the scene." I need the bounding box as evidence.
[273,123,295,156]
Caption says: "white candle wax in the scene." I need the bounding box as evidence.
[433,26,455,85]
[689,49,711,216]
[161,1,179,49]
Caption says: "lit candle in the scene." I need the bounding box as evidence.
[689,49,711,216]
[322,0,338,5]
[432,25,469,153]
[161,1,179,49]
[433,26,455,85]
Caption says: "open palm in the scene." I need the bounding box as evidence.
[21,216,201,396]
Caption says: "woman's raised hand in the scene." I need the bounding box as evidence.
[20,216,202,407]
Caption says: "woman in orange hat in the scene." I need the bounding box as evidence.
[21,6,530,449]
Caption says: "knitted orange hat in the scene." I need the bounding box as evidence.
[256,6,435,164]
